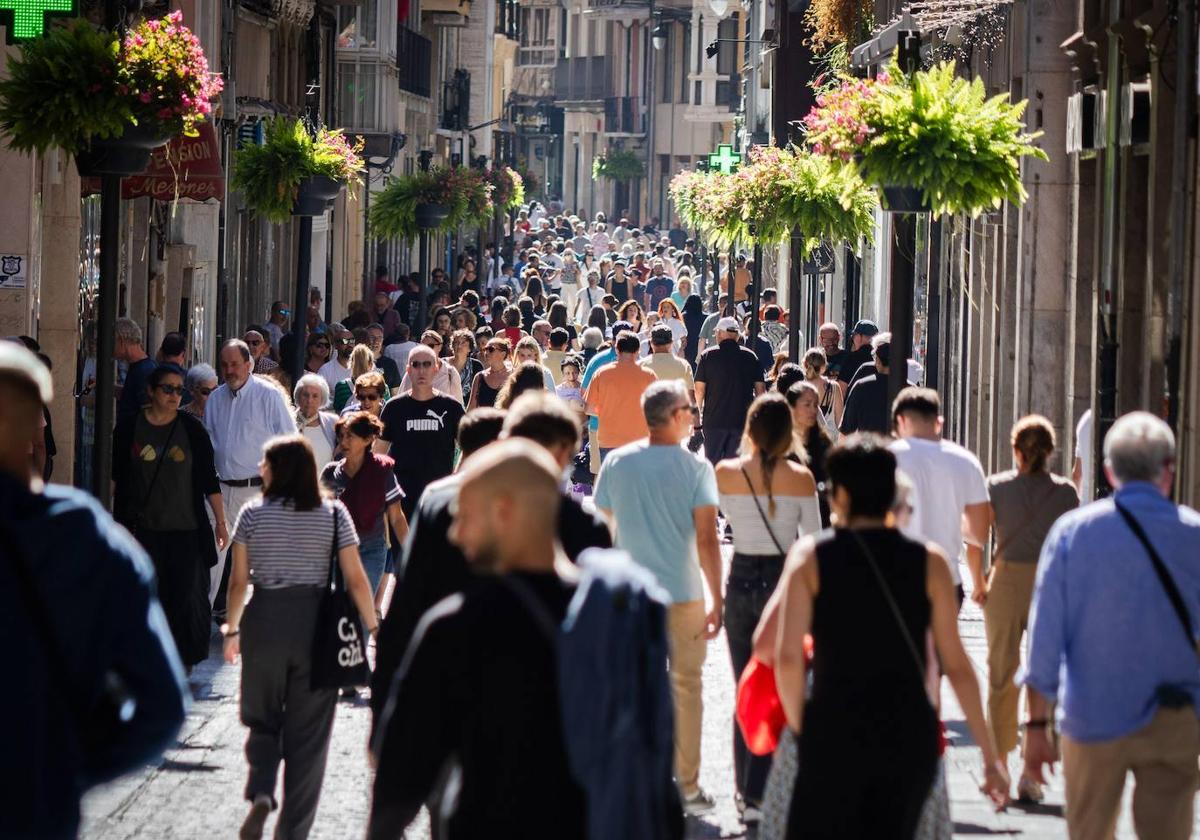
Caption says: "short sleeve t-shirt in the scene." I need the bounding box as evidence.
[233,497,359,588]
[321,453,404,542]
[594,441,719,603]
[130,413,196,531]
[117,357,157,424]
[694,340,764,431]
[987,470,1079,565]
[889,437,990,583]
[645,277,673,310]
[380,394,465,502]
[640,352,695,390]
[584,362,657,449]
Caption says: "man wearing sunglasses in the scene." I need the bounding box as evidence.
[318,323,354,397]
[242,329,279,376]
[263,301,289,353]
[379,344,465,519]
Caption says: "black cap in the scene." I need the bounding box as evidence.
[851,319,879,337]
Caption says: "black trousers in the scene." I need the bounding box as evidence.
[724,552,785,806]
[139,528,211,667]
[240,587,338,840]
[702,428,741,465]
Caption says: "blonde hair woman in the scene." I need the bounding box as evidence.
[333,344,380,413]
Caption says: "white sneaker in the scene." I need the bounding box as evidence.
[682,788,716,816]
[742,805,763,824]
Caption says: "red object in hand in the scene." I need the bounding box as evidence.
[736,657,787,756]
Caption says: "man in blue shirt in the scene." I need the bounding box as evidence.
[594,379,723,815]
[1023,411,1200,839]
[0,342,188,839]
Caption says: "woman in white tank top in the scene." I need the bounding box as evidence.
[714,392,821,825]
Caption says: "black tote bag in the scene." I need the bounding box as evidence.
[310,508,370,690]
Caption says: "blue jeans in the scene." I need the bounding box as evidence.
[359,533,388,595]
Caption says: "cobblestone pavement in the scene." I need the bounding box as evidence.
[81,554,1181,839]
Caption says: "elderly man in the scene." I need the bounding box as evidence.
[372,291,403,343]
[1023,412,1200,839]
[365,323,402,389]
[243,329,279,375]
[203,339,296,607]
[594,379,723,815]
[115,317,156,423]
[694,317,765,464]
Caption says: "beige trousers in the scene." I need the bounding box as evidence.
[983,560,1038,756]
[667,600,708,796]
[1062,707,1200,840]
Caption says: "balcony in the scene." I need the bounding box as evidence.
[422,0,470,26]
[604,96,645,134]
[440,69,470,130]
[397,26,432,98]
[495,0,518,40]
[554,56,612,103]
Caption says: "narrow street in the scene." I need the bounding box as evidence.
[80,552,1163,840]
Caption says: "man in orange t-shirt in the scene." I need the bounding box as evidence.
[584,331,657,463]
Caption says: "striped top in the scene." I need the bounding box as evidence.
[719,493,822,556]
[233,497,359,589]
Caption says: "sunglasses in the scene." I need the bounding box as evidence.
[156,384,186,396]
[357,392,382,402]
[409,360,435,369]
[197,386,214,396]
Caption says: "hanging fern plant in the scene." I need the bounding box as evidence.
[593,148,645,181]
[370,166,496,240]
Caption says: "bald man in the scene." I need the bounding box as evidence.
[369,440,586,839]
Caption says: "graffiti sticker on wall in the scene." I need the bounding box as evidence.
[0,254,26,288]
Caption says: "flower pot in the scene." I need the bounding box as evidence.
[880,185,931,214]
[414,203,450,229]
[75,124,171,177]
[293,175,345,216]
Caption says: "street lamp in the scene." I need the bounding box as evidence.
[709,0,728,18]
[652,23,668,51]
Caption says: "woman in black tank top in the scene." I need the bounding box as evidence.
[765,435,1008,837]
[607,269,630,303]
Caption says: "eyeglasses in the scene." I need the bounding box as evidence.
[409,360,435,369]
[156,384,186,396]
[357,392,382,402]
[197,386,214,396]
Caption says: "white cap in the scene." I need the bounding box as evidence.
[0,341,52,403]
[716,317,740,332]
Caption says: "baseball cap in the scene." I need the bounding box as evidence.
[650,324,674,345]
[0,340,53,403]
[716,316,740,332]
[851,319,879,337]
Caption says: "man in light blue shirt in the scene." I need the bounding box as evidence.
[1022,412,1200,839]
[594,379,723,815]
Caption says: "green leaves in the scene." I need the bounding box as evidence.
[593,149,645,180]
[370,166,496,241]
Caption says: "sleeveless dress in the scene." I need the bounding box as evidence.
[610,277,630,303]
[787,528,938,839]
[474,376,501,408]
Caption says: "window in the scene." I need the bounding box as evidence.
[337,0,378,50]
[337,60,380,129]
[519,7,557,66]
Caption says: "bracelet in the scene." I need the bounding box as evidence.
[1021,719,1049,730]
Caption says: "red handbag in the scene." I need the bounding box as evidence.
[735,635,813,756]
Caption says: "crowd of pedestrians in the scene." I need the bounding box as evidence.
[3,201,1199,840]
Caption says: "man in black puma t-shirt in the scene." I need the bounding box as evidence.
[380,344,464,517]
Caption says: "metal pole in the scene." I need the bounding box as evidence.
[290,215,313,385]
[789,233,802,363]
[709,243,720,311]
[888,212,917,404]
[91,174,121,507]
[749,239,762,345]
[417,228,431,334]
[646,0,656,224]
[925,217,943,390]
[362,169,372,303]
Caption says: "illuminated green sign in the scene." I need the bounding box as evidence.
[707,144,741,175]
[2,0,77,43]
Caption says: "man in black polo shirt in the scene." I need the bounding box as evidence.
[694,317,766,464]
[840,333,911,435]
[839,319,880,386]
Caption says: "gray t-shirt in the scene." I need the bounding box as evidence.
[131,414,196,531]
[987,470,1079,564]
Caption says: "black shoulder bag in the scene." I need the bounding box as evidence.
[310,508,370,690]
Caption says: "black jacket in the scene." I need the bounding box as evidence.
[112,410,221,569]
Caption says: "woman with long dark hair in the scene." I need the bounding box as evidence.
[113,363,227,669]
[546,300,578,347]
[304,333,330,374]
[223,434,378,840]
[682,294,706,367]
[786,380,833,528]
[713,393,819,825]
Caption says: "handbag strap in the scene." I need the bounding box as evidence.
[1114,500,1197,654]
[846,530,928,688]
[739,466,788,557]
[138,414,181,513]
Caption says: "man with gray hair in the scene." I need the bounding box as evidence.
[115,317,156,423]
[1022,411,1200,838]
[594,378,723,815]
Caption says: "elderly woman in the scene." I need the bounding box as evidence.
[580,326,604,367]
[182,363,218,419]
[293,373,338,468]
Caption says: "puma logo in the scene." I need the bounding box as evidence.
[407,408,450,433]
[427,409,449,425]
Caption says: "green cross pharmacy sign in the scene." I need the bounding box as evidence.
[1,0,77,43]
[707,144,742,175]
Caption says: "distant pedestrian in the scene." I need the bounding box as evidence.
[1023,412,1200,840]
[769,434,1008,837]
[467,336,511,409]
[682,294,706,367]
[222,434,378,840]
[713,393,819,825]
[786,381,833,527]
[379,344,465,518]
[204,340,296,609]
[835,319,878,385]
[343,371,388,421]
[318,323,353,395]
[888,387,989,608]
[115,317,156,424]
[641,324,695,399]
[802,347,843,434]
[333,344,386,413]
[839,332,900,436]
[594,379,724,814]
[365,323,403,390]
[113,363,228,669]
[264,301,289,352]
[447,329,483,404]
[514,335,557,390]
[983,415,1078,803]
[495,361,548,409]
[244,329,279,376]
[585,331,658,463]
[182,363,218,419]
[381,323,417,371]
[293,374,339,469]
[695,316,766,464]
[0,343,188,840]
[303,332,331,375]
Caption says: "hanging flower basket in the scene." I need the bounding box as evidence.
[0,14,222,164]
[592,149,645,181]
[803,61,1047,217]
[414,203,451,229]
[486,166,526,211]
[370,166,495,240]
[232,117,363,223]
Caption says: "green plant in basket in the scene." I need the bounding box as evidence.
[370,166,496,240]
[593,148,645,181]
[232,117,364,223]
[487,166,526,211]
[804,61,1047,216]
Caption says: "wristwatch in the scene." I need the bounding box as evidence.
[220,623,240,638]
[1021,719,1049,730]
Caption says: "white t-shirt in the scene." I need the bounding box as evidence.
[1075,409,1093,503]
[889,437,989,584]
[318,358,351,398]
[383,340,418,371]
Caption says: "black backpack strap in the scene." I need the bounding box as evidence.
[1113,500,1197,655]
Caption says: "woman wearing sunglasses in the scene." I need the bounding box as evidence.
[304,332,331,374]
[181,363,218,419]
[113,363,227,671]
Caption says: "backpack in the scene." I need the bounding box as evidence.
[503,549,682,840]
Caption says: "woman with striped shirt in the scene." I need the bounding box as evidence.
[222,434,378,840]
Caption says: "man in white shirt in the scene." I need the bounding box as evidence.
[383,323,418,371]
[318,323,353,397]
[203,339,296,605]
[888,386,990,610]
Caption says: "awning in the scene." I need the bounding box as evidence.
[81,123,224,202]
